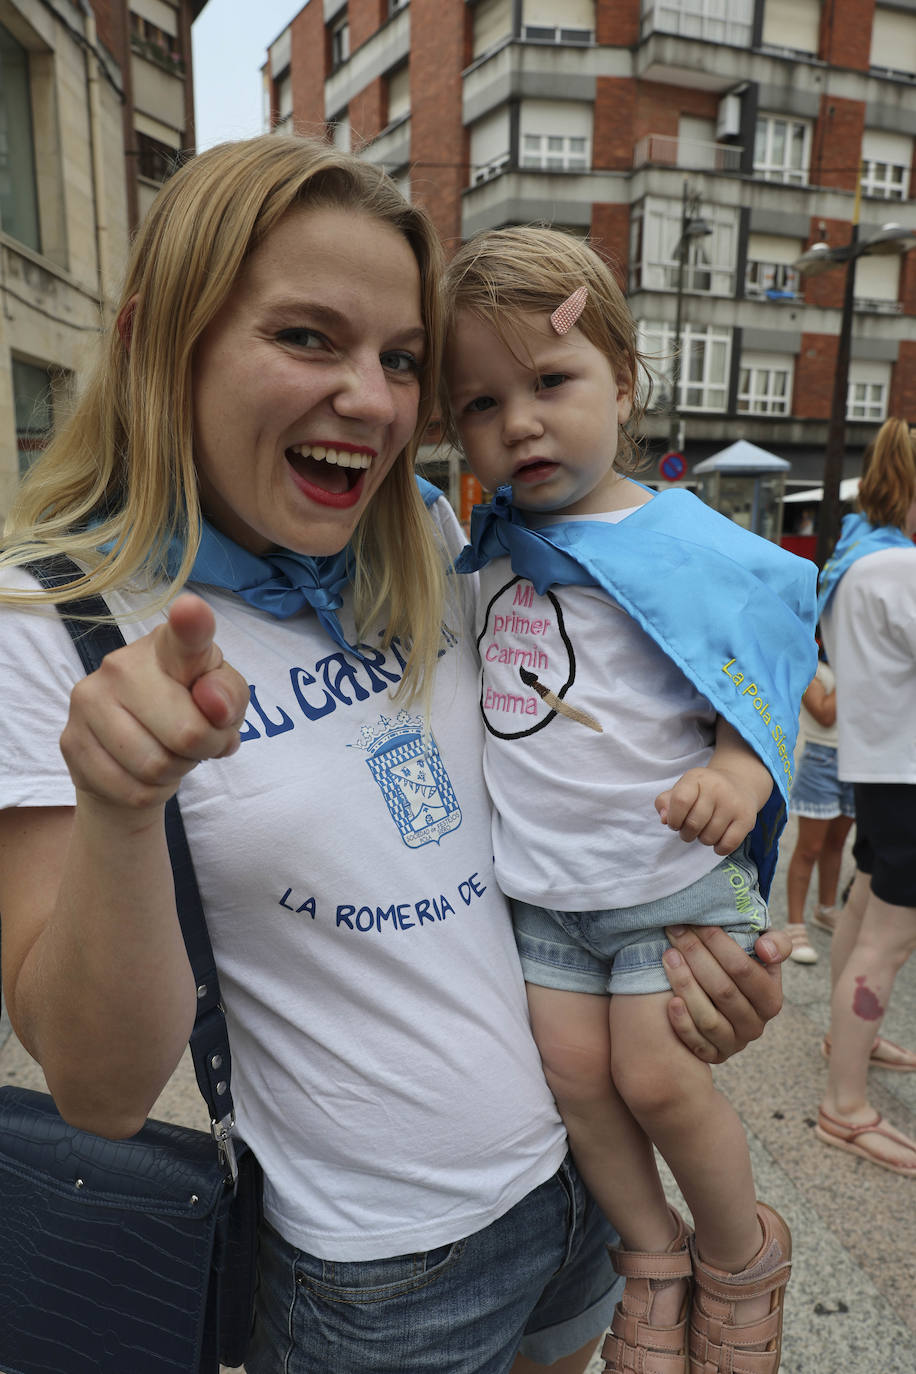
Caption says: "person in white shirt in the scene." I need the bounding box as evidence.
[817,417,916,1172]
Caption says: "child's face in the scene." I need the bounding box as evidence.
[446,309,633,518]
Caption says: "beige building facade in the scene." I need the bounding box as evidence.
[0,0,206,521]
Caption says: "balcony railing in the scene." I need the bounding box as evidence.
[633,134,742,173]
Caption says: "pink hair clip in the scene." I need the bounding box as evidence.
[550,286,588,336]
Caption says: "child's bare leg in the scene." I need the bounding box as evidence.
[526,984,688,1329]
[610,990,772,1340]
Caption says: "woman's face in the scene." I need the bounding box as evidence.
[192,204,426,556]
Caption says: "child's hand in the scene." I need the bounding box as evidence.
[654,766,759,856]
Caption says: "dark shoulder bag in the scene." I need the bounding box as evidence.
[0,555,262,1374]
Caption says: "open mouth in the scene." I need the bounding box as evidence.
[286,443,373,506]
[513,459,558,484]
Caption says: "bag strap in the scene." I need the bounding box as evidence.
[24,554,240,1182]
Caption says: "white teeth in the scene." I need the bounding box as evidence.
[290,443,371,470]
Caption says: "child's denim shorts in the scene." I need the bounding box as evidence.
[512,840,769,996]
[788,741,856,820]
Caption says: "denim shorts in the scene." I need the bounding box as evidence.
[788,741,856,820]
[244,1155,620,1374]
[512,841,769,996]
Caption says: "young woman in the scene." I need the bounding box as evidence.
[0,136,790,1374]
[816,417,916,1174]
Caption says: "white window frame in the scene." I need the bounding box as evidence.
[846,372,888,421]
[754,115,811,185]
[639,321,732,413]
[521,132,589,171]
[737,356,794,415]
[860,158,908,201]
[641,0,754,47]
[630,197,737,297]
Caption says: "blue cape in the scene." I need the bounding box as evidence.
[817,512,914,619]
[456,485,819,899]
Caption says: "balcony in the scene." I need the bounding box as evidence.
[633,134,742,173]
[640,2,753,49]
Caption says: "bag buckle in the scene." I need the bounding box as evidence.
[211,1112,239,1187]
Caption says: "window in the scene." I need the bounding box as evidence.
[522,0,593,41]
[745,261,800,299]
[521,133,588,171]
[744,234,803,299]
[330,14,350,71]
[473,0,513,60]
[630,196,737,297]
[389,0,409,13]
[12,359,55,475]
[0,22,40,251]
[853,253,902,315]
[754,116,810,185]
[519,99,592,172]
[273,69,293,134]
[738,354,794,414]
[860,131,912,201]
[760,0,820,55]
[470,106,511,182]
[387,64,410,125]
[137,133,179,184]
[130,12,182,69]
[639,322,731,413]
[870,6,916,77]
[847,378,887,421]
[641,0,754,48]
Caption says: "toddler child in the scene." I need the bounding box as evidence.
[443,226,817,1374]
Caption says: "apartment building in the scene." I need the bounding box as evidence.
[262,0,916,506]
[1,0,206,518]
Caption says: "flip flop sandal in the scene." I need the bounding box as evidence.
[689,1202,791,1374]
[821,1034,916,1072]
[602,1205,693,1373]
[816,1107,916,1177]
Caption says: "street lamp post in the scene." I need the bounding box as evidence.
[669,180,712,457]
[794,208,916,567]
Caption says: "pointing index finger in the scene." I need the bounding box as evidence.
[155,594,222,688]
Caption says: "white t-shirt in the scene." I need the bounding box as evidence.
[476,509,720,910]
[0,498,567,1260]
[821,545,916,782]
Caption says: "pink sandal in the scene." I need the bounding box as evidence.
[816,1106,916,1177]
[602,1206,693,1373]
[689,1202,791,1374]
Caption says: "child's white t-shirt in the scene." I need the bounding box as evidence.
[475,508,722,910]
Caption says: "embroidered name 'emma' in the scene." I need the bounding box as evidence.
[721,658,793,781]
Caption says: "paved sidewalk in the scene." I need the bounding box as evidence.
[2,816,914,1372]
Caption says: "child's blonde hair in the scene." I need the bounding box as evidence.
[441,225,648,473]
[857,417,916,530]
[1,134,447,703]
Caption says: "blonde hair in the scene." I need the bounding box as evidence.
[440,225,647,472]
[857,417,916,530]
[1,134,447,702]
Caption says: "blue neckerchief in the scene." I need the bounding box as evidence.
[817,512,914,619]
[166,477,443,659]
[456,484,818,898]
